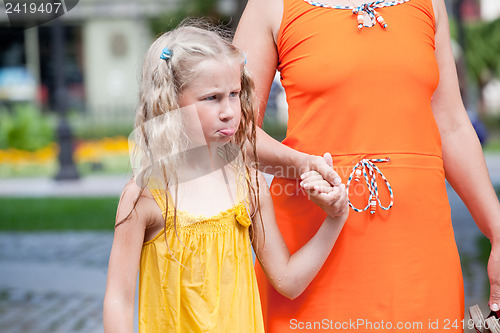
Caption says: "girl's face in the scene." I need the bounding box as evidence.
[179,58,242,146]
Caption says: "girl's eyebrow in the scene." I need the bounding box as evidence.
[198,86,241,97]
[198,90,218,98]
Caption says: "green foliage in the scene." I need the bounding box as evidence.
[0,104,55,151]
[476,234,491,265]
[71,120,133,140]
[262,117,287,142]
[464,18,500,85]
[149,0,230,36]
[448,18,458,40]
[0,106,12,149]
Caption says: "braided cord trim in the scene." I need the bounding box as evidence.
[303,0,412,29]
[346,158,394,214]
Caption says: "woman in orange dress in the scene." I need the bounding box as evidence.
[234,0,500,331]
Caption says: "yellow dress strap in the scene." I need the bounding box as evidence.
[148,188,173,216]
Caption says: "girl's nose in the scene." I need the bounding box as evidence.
[219,101,235,121]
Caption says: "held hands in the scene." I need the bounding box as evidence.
[300,152,342,187]
[300,153,348,218]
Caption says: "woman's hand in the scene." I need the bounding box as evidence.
[300,153,347,217]
[300,152,342,186]
[488,244,500,314]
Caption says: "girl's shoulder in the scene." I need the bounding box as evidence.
[115,178,163,230]
[119,178,155,204]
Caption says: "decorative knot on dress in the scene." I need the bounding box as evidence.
[346,158,394,214]
[303,0,412,29]
[235,204,252,227]
[353,1,388,29]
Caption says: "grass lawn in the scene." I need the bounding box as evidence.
[0,197,119,231]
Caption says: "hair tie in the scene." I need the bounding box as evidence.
[160,47,172,61]
[243,52,247,65]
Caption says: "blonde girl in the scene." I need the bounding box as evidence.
[103,21,348,333]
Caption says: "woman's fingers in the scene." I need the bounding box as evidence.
[488,246,500,313]
[306,155,342,186]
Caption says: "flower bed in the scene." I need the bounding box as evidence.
[0,136,130,178]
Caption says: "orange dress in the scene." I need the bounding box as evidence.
[255,0,464,331]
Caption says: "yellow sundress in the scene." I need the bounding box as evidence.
[138,188,264,332]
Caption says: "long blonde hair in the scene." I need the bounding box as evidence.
[119,19,260,236]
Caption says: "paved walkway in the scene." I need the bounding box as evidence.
[0,232,117,333]
[1,153,500,332]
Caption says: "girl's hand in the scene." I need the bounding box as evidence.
[488,244,500,314]
[300,169,348,218]
[300,170,334,194]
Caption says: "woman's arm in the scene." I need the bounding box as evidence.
[431,0,500,311]
[103,182,161,332]
[251,172,348,300]
[234,0,281,127]
[234,0,341,185]
[234,0,302,177]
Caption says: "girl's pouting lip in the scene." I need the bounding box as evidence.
[217,128,236,137]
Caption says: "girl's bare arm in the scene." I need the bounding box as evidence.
[251,172,348,300]
[103,182,161,333]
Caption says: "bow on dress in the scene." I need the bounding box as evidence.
[353,1,388,29]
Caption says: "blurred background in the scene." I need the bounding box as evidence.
[0,0,499,332]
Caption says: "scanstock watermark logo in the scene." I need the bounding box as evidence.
[3,0,79,29]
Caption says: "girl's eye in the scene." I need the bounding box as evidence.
[204,95,216,101]
[229,91,240,98]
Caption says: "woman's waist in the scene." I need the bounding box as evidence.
[311,153,444,186]
[270,151,444,192]
[270,152,444,187]
[328,152,443,169]
[271,152,446,215]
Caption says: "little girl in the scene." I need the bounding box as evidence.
[103,21,348,333]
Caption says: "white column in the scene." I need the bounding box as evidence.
[24,26,40,106]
